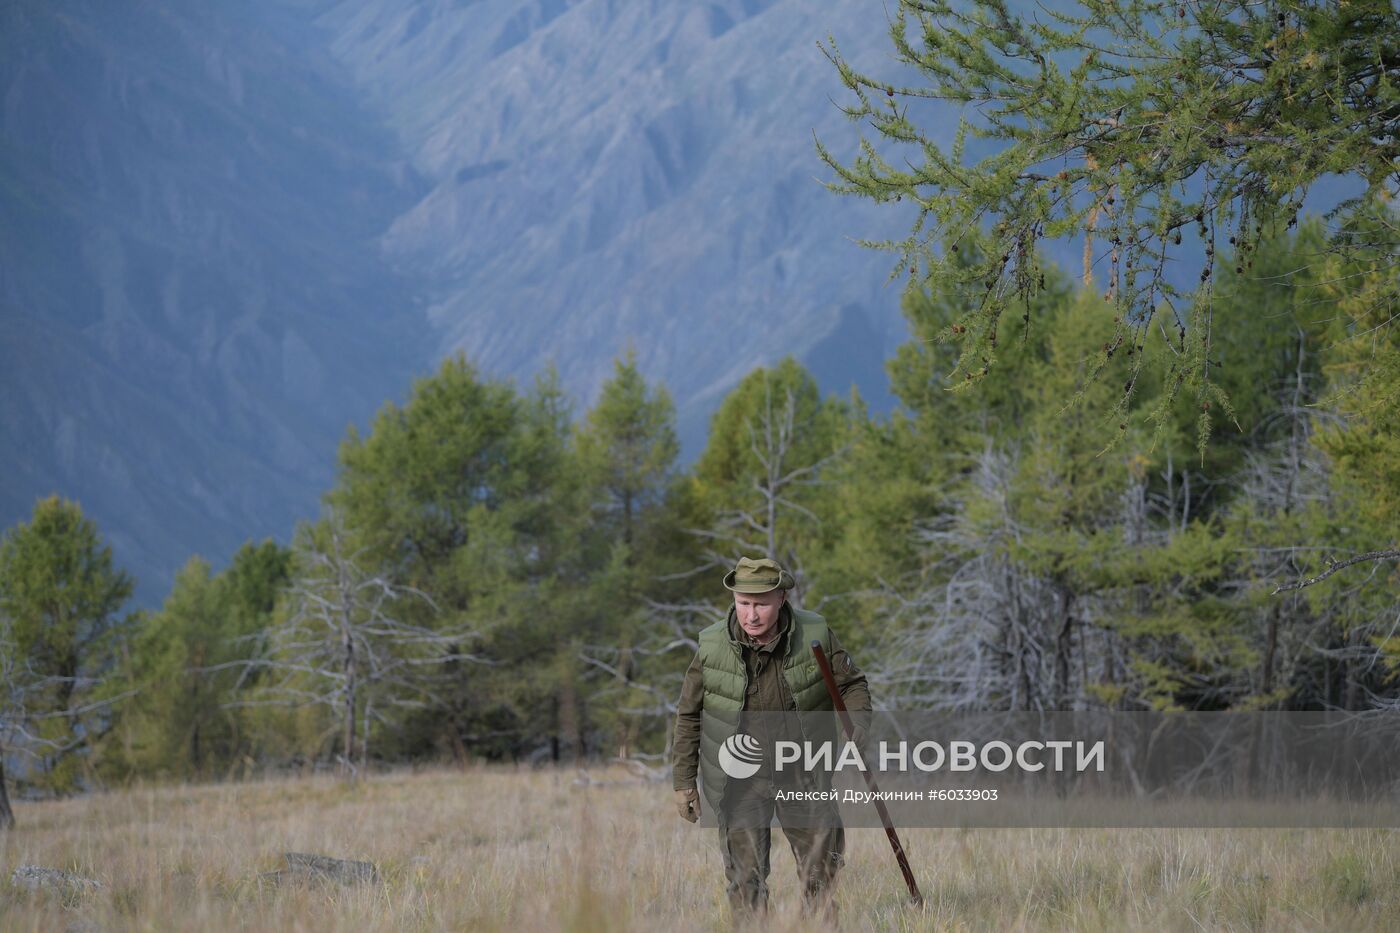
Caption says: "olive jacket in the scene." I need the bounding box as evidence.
[671,602,871,803]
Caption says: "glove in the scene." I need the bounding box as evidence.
[675,787,701,823]
[848,711,872,751]
[848,724,867,749]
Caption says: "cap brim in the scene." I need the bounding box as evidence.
[723,570,792,593]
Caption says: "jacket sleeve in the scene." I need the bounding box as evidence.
[671,650,705,790]
[827,628,872,739]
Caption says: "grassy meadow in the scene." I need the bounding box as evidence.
[0,765,1398,931]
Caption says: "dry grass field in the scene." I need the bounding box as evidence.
[1,765,1398,931]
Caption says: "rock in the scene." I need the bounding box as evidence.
[10,865,103,896]
[64,919,105,933]
[270,852,380,886]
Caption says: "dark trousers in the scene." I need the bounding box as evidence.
[717,778,844,921]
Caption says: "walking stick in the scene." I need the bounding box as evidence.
[811,640,924,907]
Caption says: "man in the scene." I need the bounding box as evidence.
[672,556,871,922]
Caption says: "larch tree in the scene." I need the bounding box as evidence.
[1,610,22,829]
[104,540,292,781]
[685,358,850,599]
[819,0,1396,429]
[226,514,483,778]
[328,357,582,762]
[0,496,133,817]
[572,349,681,761]
[819,0,1398,579]
[575,347,680,551]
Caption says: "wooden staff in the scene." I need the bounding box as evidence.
[811,640,924,906]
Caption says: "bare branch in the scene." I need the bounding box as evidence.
[1272,550,1400,595]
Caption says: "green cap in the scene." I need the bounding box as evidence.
[723,556,795,594]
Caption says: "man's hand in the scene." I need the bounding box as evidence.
[675,787,701,823]
[848,724,867,750]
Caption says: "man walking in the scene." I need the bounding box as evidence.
[672,556,870,922]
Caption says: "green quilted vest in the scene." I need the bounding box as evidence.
[696,605,834,807]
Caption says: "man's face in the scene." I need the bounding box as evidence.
[734,589,786,644]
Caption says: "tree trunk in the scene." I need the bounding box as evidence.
[448,722,469,767]
[1344,629,1362,710]
[551,695,561,763]
[336,534,357,780]
[1261,603,1278,697]
[622,490,634,550]
[0,744,15,830]
[1053,587,1075,709]
[558,675,580,765]
[341,606,356,779]
[361,698,371,775]
[342,676,356,778]
[191,721,201,776]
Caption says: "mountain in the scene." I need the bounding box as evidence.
[2,0,936,602]
[310,0,915,444]
[0,0,427,602]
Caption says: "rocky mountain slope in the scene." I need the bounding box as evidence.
[312,0,913,440]
[2,0,934,601]
[1,1,426,601]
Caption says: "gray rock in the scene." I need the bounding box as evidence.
[10,865,104,896]
[64,919,106,933]
[270,852,380,886]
